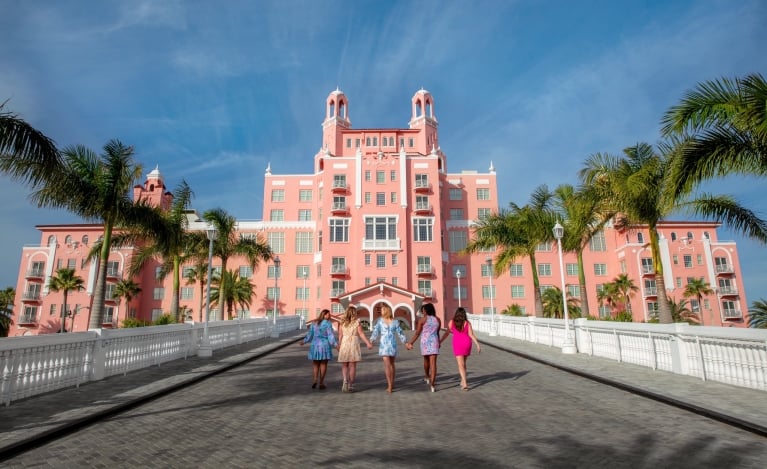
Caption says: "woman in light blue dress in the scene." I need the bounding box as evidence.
[301,309,338,390]
[369,304,407,393]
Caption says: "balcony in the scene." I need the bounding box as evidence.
[330,202,349,215]
[414,180,432,193]
[416,265,434,277]
[722,309,742,319]
[413,202,432,214]
[18,313,38,325]
[641,265,654,275]
[715,264,733,274]
[331,181,348,193]
[362,239,400,250]
[643,287,658,297]
[25,269,45,279]
[418,289,433,298]
[106,269,122,280]
[330,288,344,298]
[718,286,739,296]
[330,265,349,277]
[21,292,42,302]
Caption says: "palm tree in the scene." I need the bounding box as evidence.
[120,181,204,321]
[747,299,767,329]
[210,269,255,320]
[581,143,767,323]
[661,73,767,197]
[683,278,714,326]
[47,268,84,333]
[464,185,558,317]
[612,274,638,315]
[0,287,15,337]
[184,262,209,322]
[0,102,63,188]
[113,279,142,318]
[553,184,611,317]
[502,304,526,316]
[541,286,581,319]
[35,140,157,329]
[203,208,272,320]
[665,297,696,324]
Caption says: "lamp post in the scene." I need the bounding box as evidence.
[302,270,308,322]
[486,257,497,336]
[456,268,462,309]
[553,221,577,354]
[271,256,281,337]
[198,224,217,358]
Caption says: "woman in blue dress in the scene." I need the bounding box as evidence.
[369,304,407,393]
[406,302,441,392]
[301,309,338,390]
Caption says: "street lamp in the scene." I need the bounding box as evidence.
[553,221,577,354]
[456,268,462,309]
[302,270,308,321]
[271,256,281,337]
[198,224,217,358]
[486,257,497,336]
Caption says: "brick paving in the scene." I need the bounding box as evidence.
[1,331,766,468]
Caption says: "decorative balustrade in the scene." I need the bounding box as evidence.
[0,316,301,406]
[469,314,767,392]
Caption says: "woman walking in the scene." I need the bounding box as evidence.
[440,307,481,390]
[337,305,373,392]
[369,304,407,393]
[406,302,441,392]
[301,309,338,390]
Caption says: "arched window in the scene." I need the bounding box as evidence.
[687,232,693,240]
[704,231,710,240]
[47,235,56,246]
[65,235,73,245]
[637,233,644,244]
[670,232,677,241]
[82,235,89,245]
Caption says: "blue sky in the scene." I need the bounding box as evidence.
[1,0,766,303]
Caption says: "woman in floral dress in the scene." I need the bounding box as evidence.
[301,309,338,390]
[369,304,407,393]
[337,305,373,392]
[406,302,441,392]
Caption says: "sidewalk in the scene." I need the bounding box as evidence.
[479,334,767,437]
[1,330,765,460]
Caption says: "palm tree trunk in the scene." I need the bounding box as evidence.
[576,249,590,317]
[219,257,228,320]
[60,291,68,333]
[529,252,544,317]
[697,293,705,326]
[88,222,114,330]
[171,257,181,322]
[198,278,205,322]
[650,227,673,324]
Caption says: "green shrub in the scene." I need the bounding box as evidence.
[122,317,151,328]
[153,314,177,325]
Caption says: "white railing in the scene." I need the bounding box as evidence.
[0,316,301,406]
[469,314,767,392]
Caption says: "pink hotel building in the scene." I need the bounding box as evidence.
[8,89,749,336]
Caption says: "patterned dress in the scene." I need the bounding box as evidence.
[370,318,407,357]
[338,319,363,363]
[303,319,338,361]
[420,315,441,356]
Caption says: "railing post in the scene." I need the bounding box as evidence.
[527,316,536,344]
[670,323,689,375]
[91,329,107,382]
[236,319,244,345]
[573,318,587,353]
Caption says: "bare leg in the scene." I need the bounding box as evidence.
[383,356,395,392]
[456,355,468,389]
[348,362,357,388]
[422,356,430,383]
[319,360,328,389]
[428,355,438,387]
[312,361,320,387]
[341,362,349,383]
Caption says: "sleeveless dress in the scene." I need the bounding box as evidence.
[303,319,338,361]
[420,315,440,356]
[338,319,362,363]
[451,321,473,357]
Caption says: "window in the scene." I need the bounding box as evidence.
[477,208,491,220]
[329,218,350,243]
[449,230,467,252]
[365,192,371,204]
[637,232,644,244]
[366,137,371,146]
[355,138,360,148]
[718,278,735,294]
[298,209,312,221]
[365,170,371,182]
[481,263,493,277]
[536,241,553,252]
[181,287,194,300]
[408,138,414,147]
[267,287,280,300]
[511,285,525,298]
[510,264,523,277]
[299,189,312,202]
[450,208,464,220]
[415,174,428,189]
[271,189,285,202]
[673,255,679,265]
[389,170,396,182]
[697,254,703,265]
[690,299,700,313]
[152,309,164,321]
[391,254,398,265]
[364,254,371,266]
[67,259,76,270]
[413,218,433,242]
[417,256,431,274]
[153,287,165,300]
[376,171,385,183]
[416,195,429,211]
[65,235,73,245]
[594,264,607,276]
[333,174,347,189]
[268,232,285,253]
[715,257,730,273]
[418,280,432,297]
[270,209,284,221]
[453,264,467,277]
[155,266,163,280]
[476,188,490,200]
[566,263,578,276]
[239,266,253,279]
[331,280,345,297]
[390,192,397,204]
[687,232,693,241]
[482,285,496,300]
[295,232,313,254]
[365,216,397,243]
[333,196,346,210]
[376,192,386,205]
[683,255,693,268]
[671,232,677,241]
[589,231,606,251]
[454,285,467,301]
[537,263,552,276]
[376,254,386,268]
[676,277,682,288]
[449,188,462,200]
[568,285,580,298]
[346,138,352,148]
[297,265,310,279]
[296,286,310,301]
[722,300,740,318]
[391,277,398,286]
[373,137,378,146]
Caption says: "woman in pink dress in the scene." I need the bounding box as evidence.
[406,302,441,392]
[440,307,481,390]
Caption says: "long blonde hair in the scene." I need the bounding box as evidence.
[341,306,357,326]
[380,304,393,320]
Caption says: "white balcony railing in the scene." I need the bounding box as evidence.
[716,264,733,273]
[331,265,348,274]
[718,287,738,295]
[417,264,433,274]
[362,239,400,250]
[722,309,742,319]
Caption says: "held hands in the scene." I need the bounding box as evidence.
[366,343,373,350]
[405,342,413,351]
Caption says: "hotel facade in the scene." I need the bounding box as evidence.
[8,90,750,336]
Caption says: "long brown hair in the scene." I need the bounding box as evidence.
[453,307,467,332]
